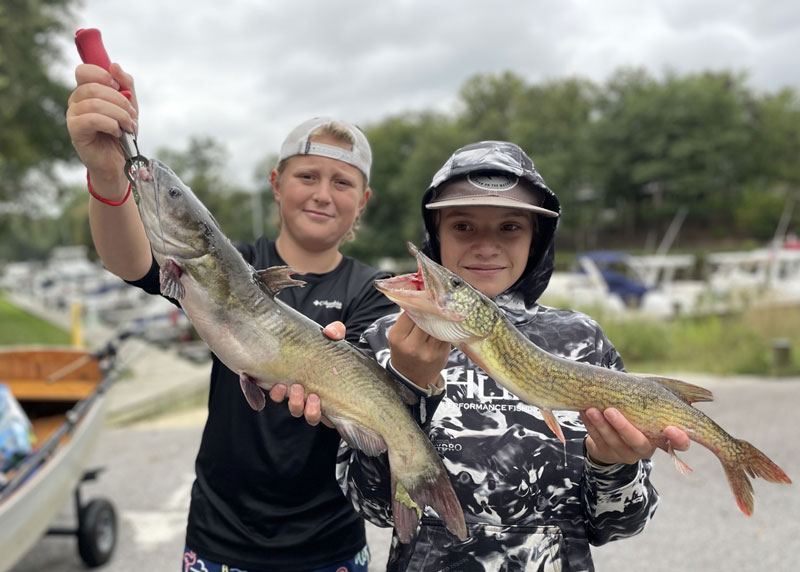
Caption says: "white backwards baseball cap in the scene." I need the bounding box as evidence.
[278,117,372,182]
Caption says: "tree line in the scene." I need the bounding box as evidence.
[1,1,798,265]
[347,70,799,265]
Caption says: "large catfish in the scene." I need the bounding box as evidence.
[374,242,792,517]
[133,160,466,543]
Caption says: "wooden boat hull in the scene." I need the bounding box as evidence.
[0,347,116,571]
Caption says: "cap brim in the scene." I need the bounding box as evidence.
[425,196,559,218]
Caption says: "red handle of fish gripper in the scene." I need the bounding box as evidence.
[75,28,111,70]
[74,28,131,100]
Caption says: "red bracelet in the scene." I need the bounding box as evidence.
[86,171,132,206]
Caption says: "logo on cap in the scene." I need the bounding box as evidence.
[467,173,518,192]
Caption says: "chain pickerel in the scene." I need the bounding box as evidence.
[374,242,792,516]
[133,161,467,543]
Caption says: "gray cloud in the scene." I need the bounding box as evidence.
[62,0,800,187]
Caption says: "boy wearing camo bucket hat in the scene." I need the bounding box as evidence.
[336,141,690,571]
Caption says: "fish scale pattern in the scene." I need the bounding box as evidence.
[338,302,659,572]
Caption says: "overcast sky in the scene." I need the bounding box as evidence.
[58,0,800,188]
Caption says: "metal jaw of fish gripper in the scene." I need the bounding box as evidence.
[120,130,148,185]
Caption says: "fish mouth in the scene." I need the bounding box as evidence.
[149,236,201,262]
[374,272,432,311]
[374,243,461,320]
[134,159,207,262]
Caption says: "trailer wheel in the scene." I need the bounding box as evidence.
[77,498,117,567]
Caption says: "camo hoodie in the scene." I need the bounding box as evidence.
[336,142,659,572]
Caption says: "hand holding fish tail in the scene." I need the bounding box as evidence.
[582,408,690,466]
[387,311,450,391]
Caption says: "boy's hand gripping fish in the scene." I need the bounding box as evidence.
[374,242,791,517]
[133,161,467,543]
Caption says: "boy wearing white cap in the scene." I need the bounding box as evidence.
[337,141,689,571]
[67,62,395,571]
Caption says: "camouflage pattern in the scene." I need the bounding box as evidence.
[337,304,658,572]
[336,141,660,571]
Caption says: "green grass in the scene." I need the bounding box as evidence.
[599,304,800,376]
[0,294,71,346]
[2,289,797,376]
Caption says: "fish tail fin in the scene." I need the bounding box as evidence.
[390,475,419,544]
[390,462,467,543]
[723,439,792,516]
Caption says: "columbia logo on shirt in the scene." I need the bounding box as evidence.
[313,299,343,310]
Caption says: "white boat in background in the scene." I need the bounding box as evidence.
[541,250,707,319]
[542,240,800,320]
[706,243,800,310]
[543,200,799,319]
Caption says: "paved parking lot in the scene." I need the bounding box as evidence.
[9,372,799,572]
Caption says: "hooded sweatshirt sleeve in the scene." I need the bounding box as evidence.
[579,328,660,545]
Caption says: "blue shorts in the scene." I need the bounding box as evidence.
[182,545,370,572]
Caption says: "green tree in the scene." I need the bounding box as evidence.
[250,153,280,242]
[0,209,66,260]
[346,112,464,265]
[156,136,255,243]
[509,78,600,248]
[750,88,800,187]
[0,0,78,205]
[592,69,755,240]
[458,72,527,141]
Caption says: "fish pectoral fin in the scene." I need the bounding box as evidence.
[645,375,714,404]
[239,373,266,411]
[539,408,566,443]
[159,259,185,299]
[330,416,387,456]
[255,266,307,297]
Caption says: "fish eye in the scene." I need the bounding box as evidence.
[168,187,182,198]
[450,277,462,288]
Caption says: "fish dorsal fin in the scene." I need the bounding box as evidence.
[329,416,387,456]
[255,266,307,297]
[645,375,714,403]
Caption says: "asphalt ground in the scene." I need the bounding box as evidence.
[8,374,799,572]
